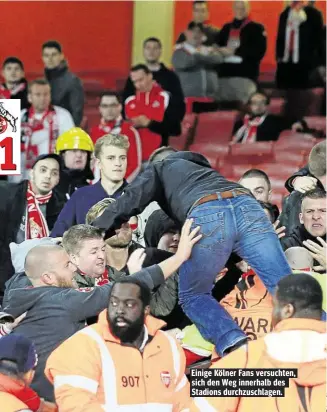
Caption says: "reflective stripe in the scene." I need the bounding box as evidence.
[159,91,170,109]
[175,374,188,392]
[193,397,217,412]
[81,328,118,410]
[164,333,181,384]
[54,375,98,393]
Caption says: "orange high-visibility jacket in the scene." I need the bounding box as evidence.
[192,318,327,412]
[0,392,30,412]
[45,310,191,412]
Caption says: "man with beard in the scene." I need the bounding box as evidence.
[232,91,305,143]
[0,154,64,304]
[45,278,192,411]
[4,218,199,402]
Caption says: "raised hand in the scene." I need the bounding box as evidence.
[175,219,202,263]
[127,248,146,274]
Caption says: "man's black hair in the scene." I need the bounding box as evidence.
[248,90,271,106]
[100,91,122,104]
[187,22,205,32]
[2,57,24,71]
[143,37,162,48]
[276,273,323,315]
[130,64,151,75]
[193,0,207,7]
[240,169,271,191]
[110,278,151,307]
[42,40,62,53]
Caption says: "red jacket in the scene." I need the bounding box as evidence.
[125,82,170,161]
[91,117,142,182]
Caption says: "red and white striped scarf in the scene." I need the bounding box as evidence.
[26,182,52,239]
[233,114,266,143]
[22,106,58,169]
[0,82,26,99]
[283,2,307,64]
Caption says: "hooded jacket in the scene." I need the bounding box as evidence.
[2,265,165,401]
[45,310,191,412]
[191,318,327,412]
[93,151,248,238]
[172,42,223,99]
[0,180,65,299]
[45,61,84,126]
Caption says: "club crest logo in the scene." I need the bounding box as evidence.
[160,371,171,388]
[0,102,18,133]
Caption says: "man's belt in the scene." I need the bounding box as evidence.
[194,189,251,208]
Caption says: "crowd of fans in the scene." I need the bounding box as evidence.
[0,1,326,411]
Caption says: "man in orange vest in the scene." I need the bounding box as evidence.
[45,277,193,411]
[191,273,326,412]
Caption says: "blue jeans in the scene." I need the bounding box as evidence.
[179,194,292,357]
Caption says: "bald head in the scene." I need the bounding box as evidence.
[285,247,314,271]
[233,0,249,19]
[25,244,72,286]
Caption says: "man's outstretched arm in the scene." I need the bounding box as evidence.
[92,164,164,238]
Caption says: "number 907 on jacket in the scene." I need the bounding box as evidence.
[0,99,21,175]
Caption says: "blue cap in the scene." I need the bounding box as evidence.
[0,334,38,373]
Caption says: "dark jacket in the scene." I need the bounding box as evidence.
[0,181,65,296]
[54,157,94,202]
[281,225,326,267]
[3,266,164,401]
[51,180,128,237]
[0,78,29,110]
[122,63,185,134]
[276,6,324,69]
[93,151,247,237]
[176,23,220,47]
[45,61,84,126]
[217,18,267,81]
[232,114,307,142]
[280,166,325,235]
[144,209,178,248]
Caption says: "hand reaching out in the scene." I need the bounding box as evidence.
[175,219,202,263]
[127,249,146,274]
[293,176,318,193]
[303,237,327,271]
[273,220,286,239]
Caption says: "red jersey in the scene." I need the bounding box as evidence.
[91,117,142,182]
[124,82,170,161]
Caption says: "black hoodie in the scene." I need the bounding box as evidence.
[3,266,164,401]
[93,151,249,237]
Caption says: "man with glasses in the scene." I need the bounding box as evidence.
[91,92,142,182]
[232,91,306,143]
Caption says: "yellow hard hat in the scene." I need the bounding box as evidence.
[55,127,94,154]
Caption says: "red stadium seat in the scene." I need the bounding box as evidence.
[275,132,316,154]
[269,98,285,115]
[228,141,275,164]
[255,163,299,178]
[304,116,326,136]
[194,111,239,144]
[189,142,230,157]
[273,150,305,166]
[84,107,100,131]
[169,114,197,150]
